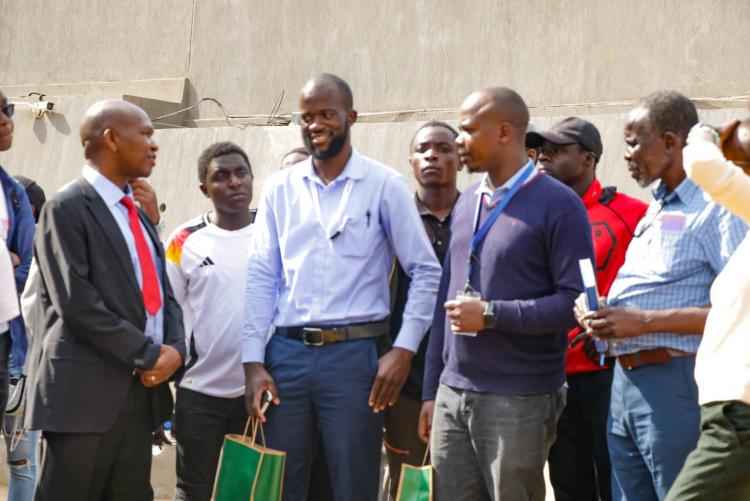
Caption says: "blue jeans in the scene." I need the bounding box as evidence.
[4,361,39,501]
[263,335,383,501]
[431,384,566,501]
[608,356,700,501]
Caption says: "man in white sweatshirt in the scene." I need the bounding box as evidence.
[667,118,750,501]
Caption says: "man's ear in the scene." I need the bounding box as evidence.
[584,150,596,169]
[199,182,209,198]
[498,122,512,144]
[102,128,118,152]
[663,131,680,152]
[347,109,358,126]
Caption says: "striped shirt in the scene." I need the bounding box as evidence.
[607,178,748,355]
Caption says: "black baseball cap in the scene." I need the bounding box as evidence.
[525,117,603,161]
[14,175,46,212]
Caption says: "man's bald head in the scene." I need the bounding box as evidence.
[461,87,529,130]
[456,87,531,176]
[80,99,152,159]
[78,99,158,186]
[300,73,353,111]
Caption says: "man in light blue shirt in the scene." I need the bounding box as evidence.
[242,74,441,501]
[583,91,748,501]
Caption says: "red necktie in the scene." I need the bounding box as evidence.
[120,196,162,315]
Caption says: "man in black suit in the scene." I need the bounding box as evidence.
[28,99,186,501]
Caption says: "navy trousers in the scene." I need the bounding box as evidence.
[263,335,383,501]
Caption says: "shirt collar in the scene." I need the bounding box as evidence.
[651,177,700,205]
[581,178,603,208]
[81,164,132,208]
[414,191,461,220]
[301,147,365,185]
[474,159,535,202]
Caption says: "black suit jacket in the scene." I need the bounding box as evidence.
[26,177,186,433]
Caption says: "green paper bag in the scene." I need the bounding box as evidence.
[213,417,286,501]
[395,447,433,501]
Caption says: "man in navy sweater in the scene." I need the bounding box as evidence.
[420,87,594,501]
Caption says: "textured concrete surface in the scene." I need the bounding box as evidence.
[2,0,749,120]
[1,98,744,237]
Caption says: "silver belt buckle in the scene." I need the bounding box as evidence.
[302,328,325,346]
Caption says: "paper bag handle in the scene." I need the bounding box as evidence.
[422,444,430,467]
[242,392,272,446]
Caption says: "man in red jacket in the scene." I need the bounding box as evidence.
[528,117,647,501]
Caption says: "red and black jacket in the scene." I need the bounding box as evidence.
[566,179,648,375]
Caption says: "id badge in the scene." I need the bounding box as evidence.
[453,289,481,337]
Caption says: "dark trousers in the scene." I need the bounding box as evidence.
[307,438,333,501]
[35,379,153,501]
[173,387,247,501]
[384,394,428,499]
[549,369,613,501]
[263,335,383,501]
[666,400,750,501]
[0,332,10,418]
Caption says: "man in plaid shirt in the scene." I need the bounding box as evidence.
[583,91,748,501]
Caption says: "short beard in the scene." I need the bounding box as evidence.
[304,127,349,160]
[631,164,654,188]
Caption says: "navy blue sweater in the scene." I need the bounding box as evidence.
[423,172,594,399]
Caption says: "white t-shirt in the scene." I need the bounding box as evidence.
[166,213,254,398]
[0,185,19,330]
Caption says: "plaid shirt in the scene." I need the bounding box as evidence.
[607,178,748,355]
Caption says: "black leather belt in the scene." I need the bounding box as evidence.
[276,320,390,347]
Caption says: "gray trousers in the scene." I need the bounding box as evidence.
[431,384,565,501]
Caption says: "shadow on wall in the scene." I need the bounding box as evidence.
[32,112,72,144]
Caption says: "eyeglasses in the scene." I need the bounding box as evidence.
[1,103,14,118]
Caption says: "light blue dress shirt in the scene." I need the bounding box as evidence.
[82,165,164,344]
[243,148,442,363]
[607,178,747,355]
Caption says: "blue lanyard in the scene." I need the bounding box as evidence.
[465,163,534,291]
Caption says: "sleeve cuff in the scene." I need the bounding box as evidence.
[135,342,161,370]
[422,384,438,400]
[242,336,268,364]
[490,300,520,332]
[392,323,424,353]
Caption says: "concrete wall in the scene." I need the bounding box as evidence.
[1,95,744,237]
[186,0,750,119]
[2,1,749,121]
[0,0,192,86]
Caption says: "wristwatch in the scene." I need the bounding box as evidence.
[482,301,496,329]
